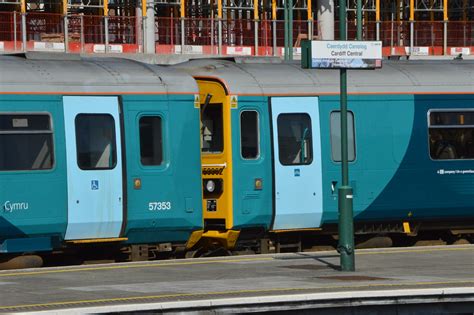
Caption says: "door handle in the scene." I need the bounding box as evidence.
[331,181,338,194]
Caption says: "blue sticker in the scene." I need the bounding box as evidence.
[294,169,300,177]
[91,180,99,190]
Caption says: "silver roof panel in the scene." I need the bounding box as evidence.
[0,54,198,94]
[175,59,474,95]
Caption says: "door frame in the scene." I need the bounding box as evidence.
[63,96,125,240]
[268,96,323,230]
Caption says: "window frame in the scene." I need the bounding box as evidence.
[329,110,357,163]
[427,109,474,161]
[277,113,314,166]
[74,113,117,171]
[138,114,165,167]
[239,109,261,160]
[0,112,55,172]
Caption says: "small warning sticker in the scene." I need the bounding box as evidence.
[194,95,200,108]
[230,95,238,109]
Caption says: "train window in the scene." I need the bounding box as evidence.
[240,111,260,159]
[201,104,223,153]
[429,110,474,160]
[139,116,163,166]
[330,111,356,162]
[277,114,313,165]
[75,114,117,170]
[0,114,54,171]
[430,111,474,126]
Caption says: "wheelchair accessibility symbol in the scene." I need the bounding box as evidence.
[91,180,99,190]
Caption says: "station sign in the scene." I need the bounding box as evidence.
[301,40,382,69]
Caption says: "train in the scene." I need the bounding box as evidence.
[179,58,474,253]
[0,53,473,267]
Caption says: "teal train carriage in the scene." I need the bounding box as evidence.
[0,54,203,267]
[178,58,474,252]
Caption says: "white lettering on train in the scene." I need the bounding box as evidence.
[437,169,474,175]
[3,201,29,213]
[148,201,172,211]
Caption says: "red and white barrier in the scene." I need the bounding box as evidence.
[175,45,203,54]
[450,47,471,56]
[93,44,124,54]
[226,46,252,56]
[411,47,430,56]
[33,42,65,52]
[1,39,473,59]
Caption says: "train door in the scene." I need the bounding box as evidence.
[270,97,323,230]
[63,96,123,240]
[197,79,234,231]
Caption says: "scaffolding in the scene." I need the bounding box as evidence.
[0,0,473,55]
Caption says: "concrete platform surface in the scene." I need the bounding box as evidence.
[0,245,473,314]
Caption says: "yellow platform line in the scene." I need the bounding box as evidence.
[1,279,474,311]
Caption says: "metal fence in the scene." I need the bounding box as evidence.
[447,21,474,47]
[413,21,444,47]
[184,17,215,46]
[156,17,179,46]
[378,21,410,47]
[26,12,63,42]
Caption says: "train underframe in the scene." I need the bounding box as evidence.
[191,219,474,256]
[1,219,473,269]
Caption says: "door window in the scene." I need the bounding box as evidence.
[0,114,54,171]
[201,104,224,153]
[330,111,356,162]
[277,113,313,165]
[139,116,163,166]
[75,114,117,170]
[240,110,260,159]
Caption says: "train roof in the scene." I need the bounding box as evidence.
[175,58,474,95]
[0,53,198,95]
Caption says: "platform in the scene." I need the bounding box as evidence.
[0,245,473,314]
